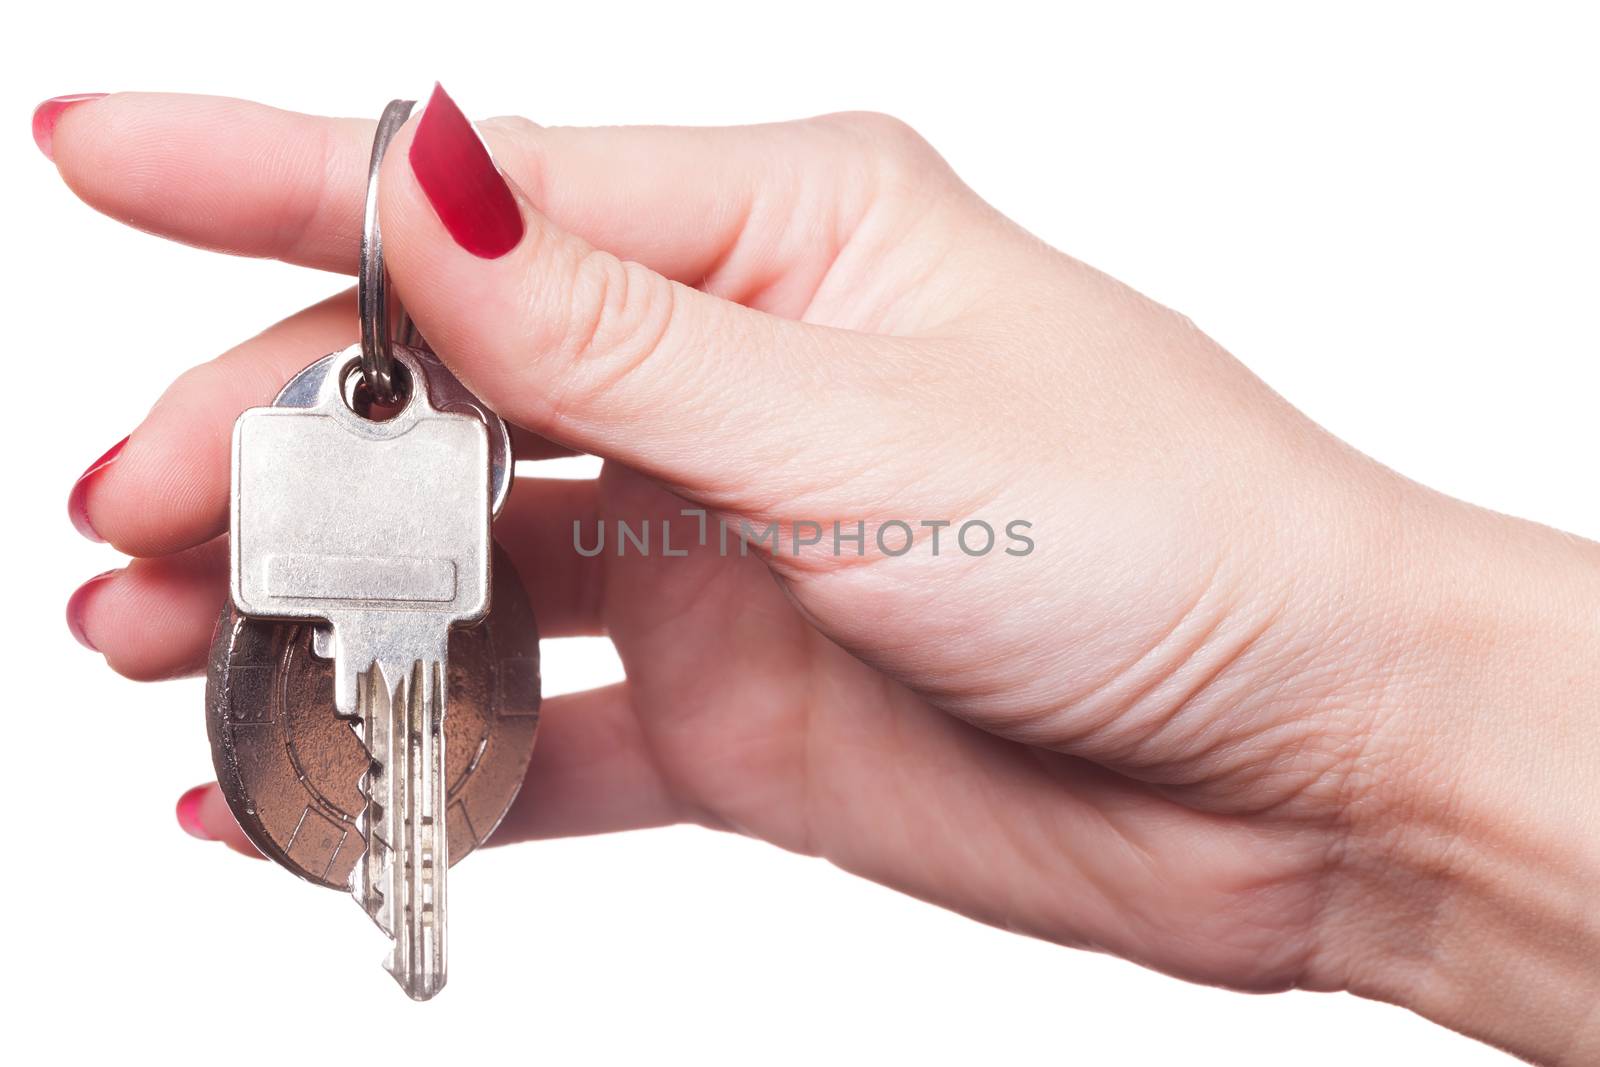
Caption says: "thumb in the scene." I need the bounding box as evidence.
[382,85,911,512]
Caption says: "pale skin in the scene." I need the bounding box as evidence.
[50,94,1600,1063]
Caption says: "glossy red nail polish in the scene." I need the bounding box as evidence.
[65,569,119,652]
[32,94,108,161]
[409,83,524,258]
[67,435,127,543]
[176,784,217,841]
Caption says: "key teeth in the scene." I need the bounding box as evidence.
[347,661,393,933]
[347,657,450,1001]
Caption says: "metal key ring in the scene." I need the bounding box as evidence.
[358,99,416,404]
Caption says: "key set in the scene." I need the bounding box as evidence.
[204,100,540,1000]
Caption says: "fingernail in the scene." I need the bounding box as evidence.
[176,785,217,841]
[67,434,128,543]
[65,569,119,652]
[32,93,108,161]
[409,83,524,258]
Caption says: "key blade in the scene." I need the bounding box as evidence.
[350,657,449,1000]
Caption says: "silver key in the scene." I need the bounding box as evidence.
[230,342,493,999]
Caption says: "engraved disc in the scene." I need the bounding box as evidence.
[206,547,540,889]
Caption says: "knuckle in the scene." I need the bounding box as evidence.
[148,361,233,443]
[273,118,342,264]
[156,360,223,409]
[824,110,936,165]
[808,111,955,203]
[561,250,659,361]
[543,248,680,418]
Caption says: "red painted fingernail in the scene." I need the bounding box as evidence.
[176,785,218,841]
[67,435,128,543]
[65,569,119,652]
[409,83,524,258]
[32,94,108,161]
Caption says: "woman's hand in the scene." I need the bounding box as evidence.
[47,87,1600,1063]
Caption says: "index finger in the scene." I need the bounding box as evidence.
[44,92,910,312]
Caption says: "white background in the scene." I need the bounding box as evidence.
[4,2,1594,1063]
